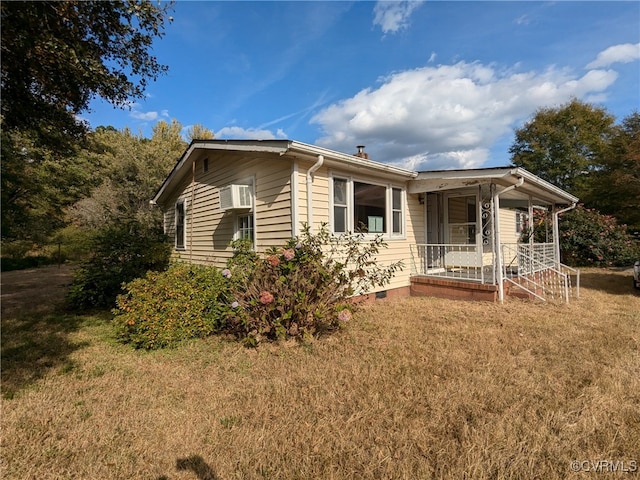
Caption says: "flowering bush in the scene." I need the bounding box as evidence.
[226,224,403,345]
[112,225,403,349]
[559,205,639,267]
[524,204,639,267]
[112,263,235,349]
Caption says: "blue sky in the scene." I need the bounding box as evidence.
[84,1,640,170]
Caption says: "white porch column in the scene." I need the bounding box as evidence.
[493,177,524,303]
[552,202,577,268]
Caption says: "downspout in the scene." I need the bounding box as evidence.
[306,155,324,233]
[190,159,195,262]
[493,176,524,303]
[552,202,576,268]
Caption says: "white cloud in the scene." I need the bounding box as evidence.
[586,43,640,69]
[129,108,170,122]
[373,1,423,35]
[130,110,159,121]
[311,61,618,170]
[215,126,287,140]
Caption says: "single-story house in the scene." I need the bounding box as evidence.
[151,139,580,303]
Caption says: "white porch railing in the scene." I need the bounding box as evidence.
[410,244,492,283]
[501,243,580,303]
[410,242,580,303]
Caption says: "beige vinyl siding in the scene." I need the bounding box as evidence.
[299,165,423,293]
[295,162,330,231]
[377,191,423,292]
[255,165,293,249]
[498,208,519,245]
[162,151,292,268]
[163,150,419,293]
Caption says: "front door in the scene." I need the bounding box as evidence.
[444,193,481,267]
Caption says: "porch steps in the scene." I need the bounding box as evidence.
[504,280,540,300]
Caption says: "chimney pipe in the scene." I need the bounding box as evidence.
[355,145,369,159]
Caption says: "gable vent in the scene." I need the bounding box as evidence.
[219,184,252,210]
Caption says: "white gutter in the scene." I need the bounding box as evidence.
[493,176,524,303]
[306,155,324,233]
[291,160,300,236]
[552,202,577,267]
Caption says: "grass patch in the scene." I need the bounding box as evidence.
[1,267,639,479]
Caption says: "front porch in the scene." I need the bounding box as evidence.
[408,167,580,303]
[409,242,580,303]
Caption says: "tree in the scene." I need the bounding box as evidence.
[509,98,617,199]
[1,1,173,151]
[67,120,187,230]
[187,124,215,141]
[586,112,640,235]
[0,128,98,241]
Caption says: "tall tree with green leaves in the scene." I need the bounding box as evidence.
[67,120,187,230]
[585,112,640,235]
[1,1,172,242]
[509,98,617,200]
[1,0,173,150]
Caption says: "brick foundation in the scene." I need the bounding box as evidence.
[410,276,498,302]
[353,286,411,303]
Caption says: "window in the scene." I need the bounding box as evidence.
[237,213,254,248]
[331,177,405,237]
[175,200,186,249]
[516,211,528,234]
[333,178,348,233]
[392,188,403,235]
[203,158,209,173]
[354,182,386,233]
[447,195,477,244]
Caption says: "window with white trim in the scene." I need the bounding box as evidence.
[392,187,403,235]
[333,178,348,234]
[175,200,186,249]
[331,177,405,237]
[237,213,254,248]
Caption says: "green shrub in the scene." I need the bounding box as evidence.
[226,225,403,345]
[559,205,639,267]
[67,222,171,310]
[525,205,640,267]
[113,263,234,349]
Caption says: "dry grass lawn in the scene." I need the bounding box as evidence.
[1,266,639,479]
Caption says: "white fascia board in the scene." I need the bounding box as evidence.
[512,167,579,204]
[409,166,578,205]
[287,141,417,179]
[152,143,199,207]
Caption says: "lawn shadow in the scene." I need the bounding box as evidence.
[1,311,90,398]
[156,455,220,480]
[579,269,637,296]
[0,265,94,398]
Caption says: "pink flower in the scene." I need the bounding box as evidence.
[337,310,352,322]
[222,268,232,278]
[259,291,274,305]
[282,249,295,261]
[266,255,280,267]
